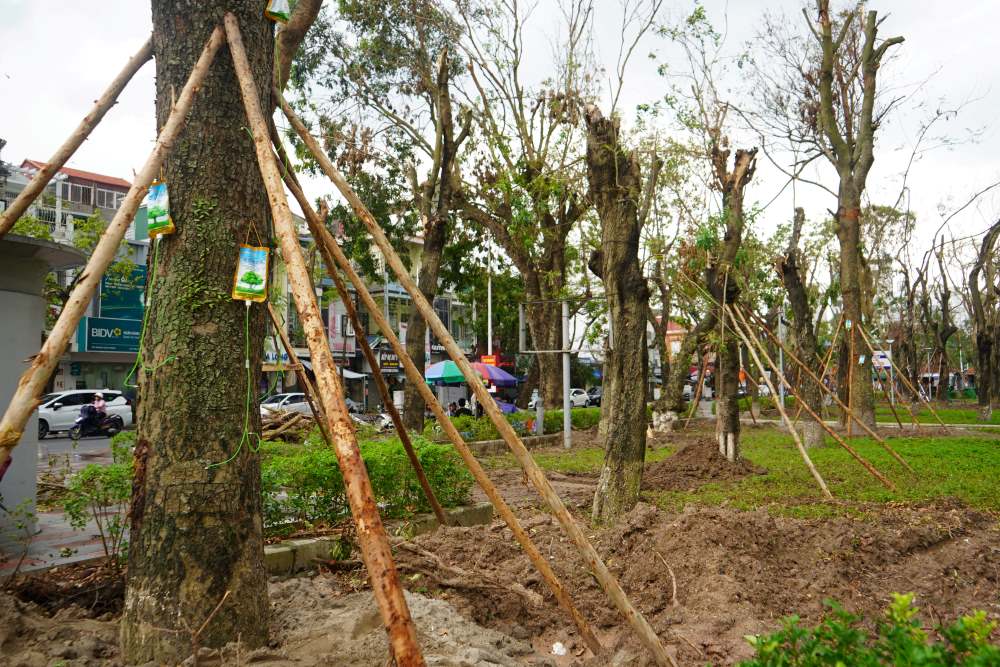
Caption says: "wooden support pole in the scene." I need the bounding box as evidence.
[730,307,897,492]
[273,135,602,656]
[741,306,915,474]
[0,28,225,472]
[682,354,707,428]
[792,314,842,425]
[224,15,424,666]
[279,91,673,666]
[0,37,154,238]
[266,302,331,445]
[725,308,833,498]
[273,150,452,529]
[856,325,950,431]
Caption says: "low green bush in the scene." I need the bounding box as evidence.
[424,411,532,442]
[543,407,602,433]
[62,438,133,567]
[740,593,999,666]
[262,431,473,532]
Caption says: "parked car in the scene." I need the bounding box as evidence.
[37,389,132,439]
[260,392,313,417]
[527,388,589,409]
[587,386,603,407]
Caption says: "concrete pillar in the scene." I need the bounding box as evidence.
[0,235,85,542]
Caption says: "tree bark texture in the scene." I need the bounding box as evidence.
[661,311,717,417]
[969,220,1000,419]
[120,3,272,661]
[585,106,649,525]
[779,208,825,448]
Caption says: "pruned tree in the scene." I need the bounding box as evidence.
[778,208,824,447]
[456,0,593,408]
[584,104,651,524]
[968,220,1000,419]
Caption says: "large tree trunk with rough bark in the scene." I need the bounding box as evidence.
[120,2,272,662]
[660,311,716,419]
[780,208,824,448]
[402,219,447,431]
[836,187,876,430]
[585,106,649,525]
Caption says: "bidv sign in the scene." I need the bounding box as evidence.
[84,317,141,352]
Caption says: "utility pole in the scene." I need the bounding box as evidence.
[487,250,493,357]
[886,338,895,405]
[778,298,786,406]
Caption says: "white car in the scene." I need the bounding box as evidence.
[37,389,133,439]
[528,388,589,409]
[260,392,314,418]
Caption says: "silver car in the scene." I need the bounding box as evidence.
[260,392,314,418]
[37,389,133,439]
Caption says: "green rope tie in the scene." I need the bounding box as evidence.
[207,300,261,468]
[123,236,176,389]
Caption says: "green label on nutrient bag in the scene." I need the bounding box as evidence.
[232,244,270,302]
[145,181,175,237]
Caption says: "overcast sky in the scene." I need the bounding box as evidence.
[2,1,998,267]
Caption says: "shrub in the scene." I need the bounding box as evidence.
[63,459,132,567]
[543,407,602,433]
[739,594,999,666]
[262,433,473,532]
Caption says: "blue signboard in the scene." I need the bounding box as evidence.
[99,266,146,321]
[83,317,142,352]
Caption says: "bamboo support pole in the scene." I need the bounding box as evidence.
[730,307,897,492]
[682,354,707,428]
[273,134,602,656]
[725,308,833,498]
[266,302,331,445]
[0,27,225,472]
[0,37,155,238]
[847,322,856,437]
[224,15,424,665]
[856,325,950,431]
[741,306,915,474]
[273,151,451,529]
[278,92,673,665]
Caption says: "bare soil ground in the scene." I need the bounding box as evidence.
[3,435,999,666]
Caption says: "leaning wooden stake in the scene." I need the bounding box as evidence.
[279,91,674,666]
[725,307,833,498]
[224,15,424,665]
[792,314,842,425]
[272,149,452,529]
[742,306,915,474]
[730,307,897,492]
[265,302,331,445]
[682,354,707,428]
[274,138,603,656]
[856,325,950,431]
[0,37,154,238]
[0,27,225,472]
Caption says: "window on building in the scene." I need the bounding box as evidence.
[95,188,125,209]
[433,297,450,331]
[61,182,93,205]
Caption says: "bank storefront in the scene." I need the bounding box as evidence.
[51,266,146,393]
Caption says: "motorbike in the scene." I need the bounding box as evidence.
[69,404,124,441]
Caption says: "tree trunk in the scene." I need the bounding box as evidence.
[120,3,271,661]
[779,208,824,448]
[516,356,538,408]
[715,335,740,460]
[585,106,649,525]
[526,300,564,408]
[979,333,995,419]
[661,311,717,417]
[402,218,447,431]
[836,189,876,429]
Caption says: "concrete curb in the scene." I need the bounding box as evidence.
[264,501,495,575]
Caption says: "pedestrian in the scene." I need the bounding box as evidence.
[447,402,458,417]
[455,398,473,417]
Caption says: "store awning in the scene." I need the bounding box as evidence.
[299,359,367,380]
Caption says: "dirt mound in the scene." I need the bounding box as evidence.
[642,440,765,491]
[10,562,124,617]
[403,499,1000,665]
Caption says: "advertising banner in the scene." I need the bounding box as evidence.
[84,317,142,352]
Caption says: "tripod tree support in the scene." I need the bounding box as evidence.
[0,37,155,239]
[856,325,950,431]
[741,306,914,474]
[278,90,675,667]
[730,307,897,492]
[273,134,603,656]
[0,27,225,473]
[726,306,832,498]
[224,14,424,665]
[273,149,451,529]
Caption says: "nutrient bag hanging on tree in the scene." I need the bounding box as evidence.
[233,244,270,302]
[264,0,291,22]
[144,181,175,237]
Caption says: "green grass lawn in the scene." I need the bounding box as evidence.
[873,404,1000,425]
[485,428,1000,519]
[649,429,1000,518]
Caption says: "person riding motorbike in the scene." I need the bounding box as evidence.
[92,392,107,417]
